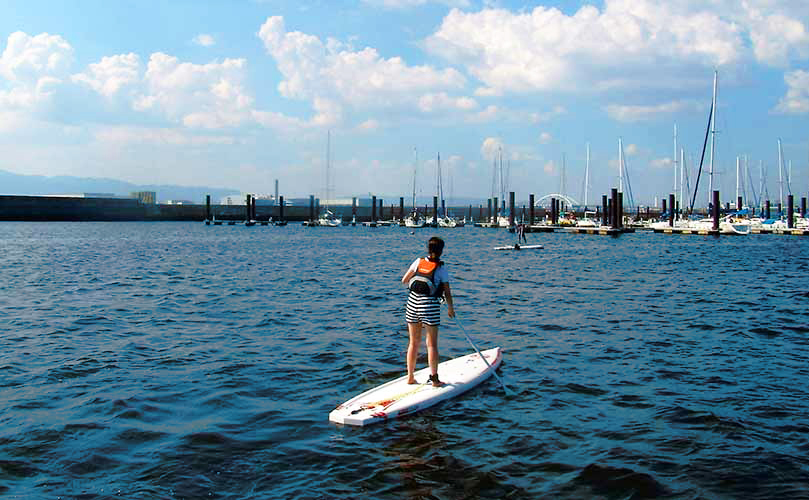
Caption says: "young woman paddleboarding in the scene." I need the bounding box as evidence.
[401,236,455,387]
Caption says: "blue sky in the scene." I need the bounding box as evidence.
[1,0,808,206]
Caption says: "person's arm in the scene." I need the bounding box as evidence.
[443,283,455,318]
[401,268,415,285]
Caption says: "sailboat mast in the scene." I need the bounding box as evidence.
[674,124,678,194]
[735,156,740,205]
[412,148,418,210]
[584,142,590,207]
[325,130,331,210]
[778,138,784,208]
[708,70,717,207]
[618,137,624,194]
[680,148,685,217]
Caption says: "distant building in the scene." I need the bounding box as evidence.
[221,193,278,205]
[131,191,156,204]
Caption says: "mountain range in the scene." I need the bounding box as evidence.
[0,170,241,203]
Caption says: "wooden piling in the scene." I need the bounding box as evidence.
[205,195,211,222]
[669,194,675,227]
[602,195,608,226]
[610,188,618,229]
[737,196,743,211]
[487,199,492,223]
[766,200,771,219]
[279,196,285,221]
[309,195,315,223]
[399,197,404,220]
[372,195,377,223]
[788,194,795,228]
[618,192,624,228]
[509,191,515,227]
[432,196,438,226]
[529,194,535,225]
[712,190,720,230]
[802,197,807,218]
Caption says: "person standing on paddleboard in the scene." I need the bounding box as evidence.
[401,236,455,387]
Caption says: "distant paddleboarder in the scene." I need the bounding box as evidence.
[402,236,455,387]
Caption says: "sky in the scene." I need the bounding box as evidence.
[1,0,809,207]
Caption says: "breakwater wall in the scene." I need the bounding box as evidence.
[0,194,679,222]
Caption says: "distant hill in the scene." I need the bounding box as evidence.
[0,170,241,204]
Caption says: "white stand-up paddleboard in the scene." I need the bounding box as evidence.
[494,244,543,250]
[329,347,502,426]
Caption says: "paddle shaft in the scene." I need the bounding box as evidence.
[452,312,511,395]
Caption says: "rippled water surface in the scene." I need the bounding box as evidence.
[2,221,808,499]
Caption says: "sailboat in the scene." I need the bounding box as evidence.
[404,148,426,228]
[317,131,342,227]
[435,153,457,228]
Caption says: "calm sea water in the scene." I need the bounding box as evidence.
[1,221,808,499]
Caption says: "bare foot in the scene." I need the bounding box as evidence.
[407,378,418,385]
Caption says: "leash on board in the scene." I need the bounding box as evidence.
[451,310,512,396]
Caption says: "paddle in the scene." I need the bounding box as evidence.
[452,311,512,396]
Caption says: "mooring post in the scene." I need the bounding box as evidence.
[205,195,211,222]
[669,194,675,227]
[602,195,608,226]
[309,195,315,222]
[468,204,472,221]
[371,195,377,223]
[493,197,499,222]
[399,197,404,220]
[766,200,771,219]
[801,197,807,218]
[737,196,743,211]
[529,194,535,225]
[610,188,618,229]
[379,198,383,221]
[712,190,720,231]
[432,196,438,226]
[279,196,285,221]
[618,192,624,228]
[778,203,783,217]
[509,191,515,226]
[487,199,492,223]
[788,194,795,228]
[252,197,257,221]
[662,197,667,217]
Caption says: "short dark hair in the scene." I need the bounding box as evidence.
[428,236,444,258]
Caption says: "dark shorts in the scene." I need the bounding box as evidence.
[405,291,441,326]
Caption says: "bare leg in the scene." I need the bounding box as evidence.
[425,325,442,386]
[407,322,423,384]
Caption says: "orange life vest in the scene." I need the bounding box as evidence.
[408,258,443,297]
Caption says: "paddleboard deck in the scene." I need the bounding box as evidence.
[329,347,502,426]
[494,244,544,250]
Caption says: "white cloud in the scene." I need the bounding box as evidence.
[357,118,381,131]
[418,92,477,112]
[604,100,692,122]
[624,143,639,156]
[72,53,140,98]
[362,0,470,8]
[192,34,216,47]
[94,125,238,146]
[539,132,552,144]
[650,157,673,169]
[257,16,468,125]
[543,160,556,175]
[0,31,74,109]
[133,53,254,129]
[425,1,809,95]
[775,69,809,113]
[480,137,504,161]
